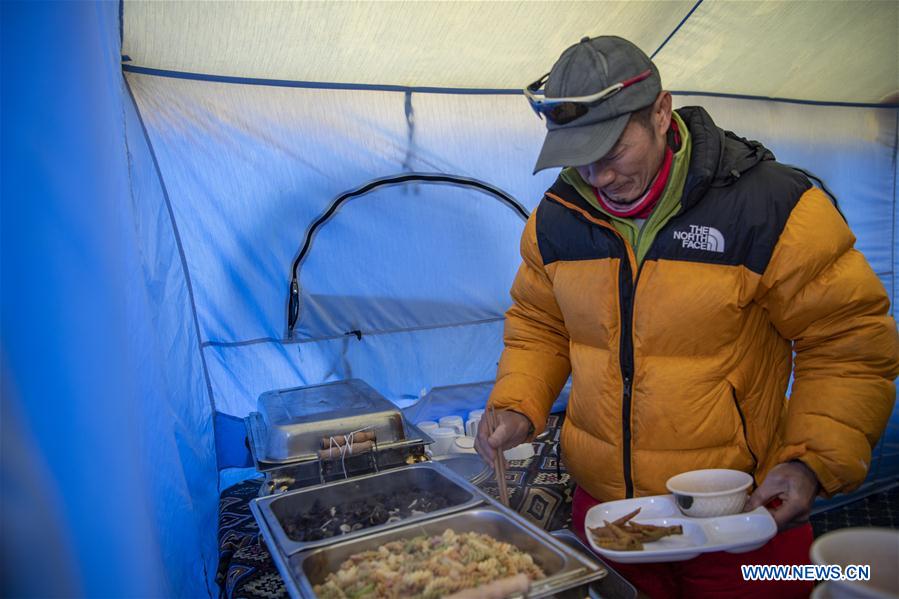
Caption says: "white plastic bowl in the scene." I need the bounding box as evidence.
[811,527,899,599]
[449,435,477,455]
[665,469,753,518]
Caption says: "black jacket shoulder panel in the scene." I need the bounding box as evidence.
[677,107,779,210]
[545,176,603,214]
[535,195,622,266]
[646,160,812,274]
[677,107,722,207]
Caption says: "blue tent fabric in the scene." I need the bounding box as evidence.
[127,70,898,495]
[1,2,896,597]
[2,2,217,597]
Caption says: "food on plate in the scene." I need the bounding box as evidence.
[283,490,451,541]
[313,529,545,598]
[588,507,683,551]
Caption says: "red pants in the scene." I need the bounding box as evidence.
[572,486,814,599]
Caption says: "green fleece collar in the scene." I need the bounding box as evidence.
[560,111,692,265]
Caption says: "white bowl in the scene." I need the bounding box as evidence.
[449,436,477,455]
[811,528,899,599]
[665,469,753,518]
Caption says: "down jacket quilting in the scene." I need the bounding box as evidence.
[489,106,899,501]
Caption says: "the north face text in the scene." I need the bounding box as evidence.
[673,225,725,252]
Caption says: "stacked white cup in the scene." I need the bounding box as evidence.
[438,415,465,436]
[465,409,484,437]
[417,420,439,437]
[429,427,458,456]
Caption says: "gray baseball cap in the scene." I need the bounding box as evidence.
[533,36,661,173]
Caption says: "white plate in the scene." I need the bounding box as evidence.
[584,494,777,563]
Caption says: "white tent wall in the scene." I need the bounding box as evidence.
[123,75,557,348]
[127,66,898,491]
[2,2,218,597]
[124,76,558,422]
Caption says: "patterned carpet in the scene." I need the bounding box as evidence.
[810,484,899,536]
[476,413,574,531]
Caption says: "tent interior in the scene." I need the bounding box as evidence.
[2,1,897,597]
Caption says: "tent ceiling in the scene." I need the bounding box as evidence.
[653,1,899,105]
[123,1,897,104]
[122,1,692,88]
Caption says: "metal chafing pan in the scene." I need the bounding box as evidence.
[250,461,482,555]
[551,530,639,599]
[256,445,430,495]
[247,379,432,471]
[288,506,607,598]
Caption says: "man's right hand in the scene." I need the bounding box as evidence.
[473,409,532,467]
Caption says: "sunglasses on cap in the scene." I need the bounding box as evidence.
[523,69,653,125]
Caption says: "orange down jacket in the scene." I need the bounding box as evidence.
[489,107,899,501]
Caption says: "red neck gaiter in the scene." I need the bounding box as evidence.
[594,120,680,219]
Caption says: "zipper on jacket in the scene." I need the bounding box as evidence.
[618,248,636,498]
[542,192,641,498]
[731,390,759,470]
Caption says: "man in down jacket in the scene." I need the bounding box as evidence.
[475,36,899,598]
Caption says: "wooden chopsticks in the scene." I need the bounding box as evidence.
[487,406,511,507]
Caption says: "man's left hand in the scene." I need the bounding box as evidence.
[746,461,821,530]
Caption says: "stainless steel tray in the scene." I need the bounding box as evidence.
[431,453,493,485]
[251,461,482,554]
[551,530,638,599]
[257,446,430,495]
[247,380,432,469]
[288,506,606,598]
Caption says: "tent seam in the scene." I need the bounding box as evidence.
[892,110,898,317]
[670,91,899,109]
[402,91,415,172]
[202,316,507,349]
[119,5,215,596]
[121,75,220,435]
[121,65,899,109]
[122,64,521,95]
[651,0,704,59]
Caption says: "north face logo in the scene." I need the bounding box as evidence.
[673,225,725,252]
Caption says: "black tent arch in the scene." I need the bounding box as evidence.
[286,172,530,337]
